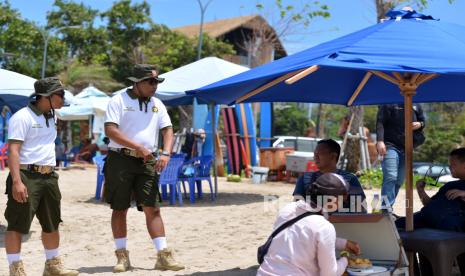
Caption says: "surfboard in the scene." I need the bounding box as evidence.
[221,108,234,175]
[235,104,251,166]
[226,107,241,175]
[203,105,220,156]
[239,139,251,178]
[244,103,258,166]
[215,132,225,176]
[259,102,272,148]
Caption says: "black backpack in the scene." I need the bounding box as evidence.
[257,212,321,264]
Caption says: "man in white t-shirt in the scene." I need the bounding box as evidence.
[5,77,78,276]
[104,64,183,272]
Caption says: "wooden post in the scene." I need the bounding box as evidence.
[400,81,417,276]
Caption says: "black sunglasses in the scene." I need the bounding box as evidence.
[53,90,65,98]
[146,78,161,86]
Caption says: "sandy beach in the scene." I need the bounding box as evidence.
[0,167,436,275]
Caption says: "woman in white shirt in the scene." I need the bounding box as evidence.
[258,173,361,276]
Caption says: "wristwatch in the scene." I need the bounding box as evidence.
[161,150,170,157]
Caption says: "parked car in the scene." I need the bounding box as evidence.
[272,136,321,155]
[413,163,450,180]
[437,174,458,184]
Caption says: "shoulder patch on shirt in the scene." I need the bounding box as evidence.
[152,106,158,113]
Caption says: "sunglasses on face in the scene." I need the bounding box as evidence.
[146,78,160,86]
[53,91,65,98]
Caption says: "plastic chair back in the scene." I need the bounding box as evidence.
[159,154,185,184]
[195,155,213,177]
[93,155,106,200]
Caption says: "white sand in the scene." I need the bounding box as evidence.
[0,168,435,275]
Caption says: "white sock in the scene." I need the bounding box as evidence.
[153,237,167,251]
[7,253,21,265]
[114,237,127,250]
[44,248,59,260]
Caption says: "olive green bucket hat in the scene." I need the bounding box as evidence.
[32,77,65,97]
[127,64,165,83]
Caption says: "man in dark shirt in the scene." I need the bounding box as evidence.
[293,139,366,213]
[376,104,425,209]
[396,148,465,275]
[397,147,465,231]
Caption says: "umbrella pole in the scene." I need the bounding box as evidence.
[210,103,218,198]
[401,84,416,275]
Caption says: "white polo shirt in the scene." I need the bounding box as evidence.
[8,104,57,166]
[105,90,172,151]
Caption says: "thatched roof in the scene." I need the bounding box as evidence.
[174,15,259,38]
[174,15,286,56]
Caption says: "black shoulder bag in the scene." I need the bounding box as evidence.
[257,212,320,264]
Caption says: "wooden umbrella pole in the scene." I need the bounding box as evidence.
[400,81,417,276]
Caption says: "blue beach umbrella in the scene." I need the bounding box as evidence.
[189,9,465,233]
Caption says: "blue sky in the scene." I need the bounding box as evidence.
[8,0,465,54]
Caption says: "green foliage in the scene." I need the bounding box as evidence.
[47,0,108,65]
[0,1,67,78]
[145,26,234,74]
[415,103,465,163]
[358,168,383,189]
[58,60,124,93]
[359,168,437,189]
[273,103,310,136]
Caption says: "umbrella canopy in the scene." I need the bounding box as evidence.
[189,10,465,106]
[57,85,110,120]
[114,57,249,106]
[0,69,76,112]
[189,9,465,238]
[0,69,36,112]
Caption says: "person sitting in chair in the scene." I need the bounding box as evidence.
[74,138,98,163]
[395,147,465,275]
[293,139,366,212]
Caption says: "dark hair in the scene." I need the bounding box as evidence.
[103,137,110,144]
[317,139,341,161]
[450,147,465,163]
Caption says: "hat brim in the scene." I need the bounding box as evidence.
[31,87,65,97]
[127,76,165,83]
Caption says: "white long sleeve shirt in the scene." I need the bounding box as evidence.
[257,200,348,276]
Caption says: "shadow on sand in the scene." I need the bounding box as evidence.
[0,225,33,248]
[178,266,258,276]
[81,192,274,208]
[78,265,153,274]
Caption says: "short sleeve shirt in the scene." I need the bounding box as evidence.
[8,104,57,166]
[105,90,172,150]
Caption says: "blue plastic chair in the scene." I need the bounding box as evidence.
[159,154,185,205]
[93,155,106,200]
[180,155,214,203]
[57,145,80,167]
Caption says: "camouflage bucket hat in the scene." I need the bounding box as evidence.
[33,77,65,97]
[127,64,165,83]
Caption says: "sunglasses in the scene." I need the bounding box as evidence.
[53,91,65,98]
[146,78,161,86]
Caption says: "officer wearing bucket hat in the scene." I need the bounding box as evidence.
[104,64,183,272]
[5,77,79,276]
[257,173,361,276]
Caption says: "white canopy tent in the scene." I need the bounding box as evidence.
[56,85,110,134]
[113,57,249,105]
[0,69,74,112]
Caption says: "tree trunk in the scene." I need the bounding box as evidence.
[345,106,364,173]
